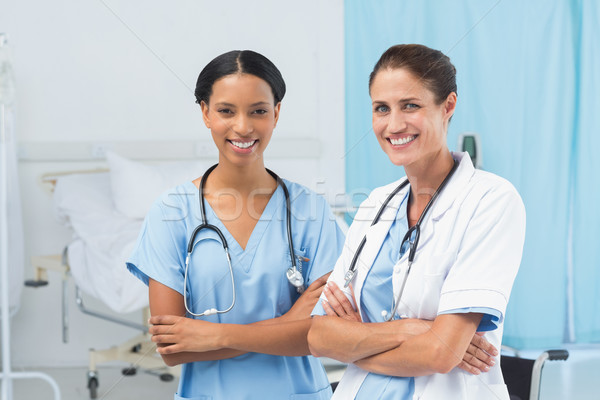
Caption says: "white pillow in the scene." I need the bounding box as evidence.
[106,151,207,219]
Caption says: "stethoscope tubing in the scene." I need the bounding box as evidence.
[184,235,235,317]
[184,164,300,317]
[344,179,410,287]
[345,160,459,321]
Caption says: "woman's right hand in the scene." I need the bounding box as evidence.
[458,332,498,375]
[322,281,362,322]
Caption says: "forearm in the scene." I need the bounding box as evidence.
[354,314,482,377]
[158,315,292,365]
[308,316,428,363]
[221,318,312,357]
[158,347,245,366]
[354,331,446,376]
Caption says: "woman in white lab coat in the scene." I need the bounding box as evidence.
[308,44,526,399]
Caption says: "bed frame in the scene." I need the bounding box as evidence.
[27,171,180,399]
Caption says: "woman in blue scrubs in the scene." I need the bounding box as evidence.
[127,50,344,400]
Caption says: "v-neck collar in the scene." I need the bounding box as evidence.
[195,182,284,273]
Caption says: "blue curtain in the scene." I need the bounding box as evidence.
[345,0,600,348]
[571,0,600,344]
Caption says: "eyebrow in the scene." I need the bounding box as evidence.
[398,97,420,102]
[213,102,235,107]
[372,97,421,104]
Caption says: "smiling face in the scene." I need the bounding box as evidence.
[370,67,456,170]
[201,73,281,167]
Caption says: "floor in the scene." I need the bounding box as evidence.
[8,361,346,400]
[9,365,177,400]
[5,347,600,400]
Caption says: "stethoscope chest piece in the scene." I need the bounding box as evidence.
[286,267,305,293]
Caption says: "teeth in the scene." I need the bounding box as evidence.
[231,140,256,149]
[390,136,416,145]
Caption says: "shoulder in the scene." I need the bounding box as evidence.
[455,169,525,227]
[282,178,331,214]
[146,181,197,223]
[468,169,523,206]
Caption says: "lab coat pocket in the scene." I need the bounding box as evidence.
[289,385,332,400]
[418,252,455,318]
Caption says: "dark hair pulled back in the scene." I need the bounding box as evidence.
[369,44,457,104]
[194,50,286,105]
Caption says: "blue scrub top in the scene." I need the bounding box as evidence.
[313,188,500,400]
[127,179,344,400]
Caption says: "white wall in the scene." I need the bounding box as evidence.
[1,0,344,367]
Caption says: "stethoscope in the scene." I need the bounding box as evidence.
[183,164,304,317]
[343,160,459,322]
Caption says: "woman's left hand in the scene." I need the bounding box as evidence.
[281,272,331,322]
[323,281,362,322]
[457,332,498,375]
[149,315,224,355]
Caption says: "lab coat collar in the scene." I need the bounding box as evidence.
[351,177,409,321]
[430,151,475,220]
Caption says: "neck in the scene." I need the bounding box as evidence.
[208,158,276,196]
[405,149,455,210]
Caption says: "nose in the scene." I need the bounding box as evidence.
[231,114,253,136]
[388,109,407,134]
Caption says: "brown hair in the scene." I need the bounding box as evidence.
[368,44,457,104]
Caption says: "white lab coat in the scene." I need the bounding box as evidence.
[326,152,526,400]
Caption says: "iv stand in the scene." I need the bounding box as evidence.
[0,34,61,400]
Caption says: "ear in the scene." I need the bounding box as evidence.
[443,92,457,121]
[273,102,282,127]
[200,101,211,129]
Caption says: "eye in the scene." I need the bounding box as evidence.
[252,109,268,115]
[404,103,420,110]
[374,105,390,113]
[217,108,233,114]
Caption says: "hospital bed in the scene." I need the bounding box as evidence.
[25,163,180,399]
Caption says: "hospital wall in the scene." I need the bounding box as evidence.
[1,0,345,367]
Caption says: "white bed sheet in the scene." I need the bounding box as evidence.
[53,172,148,313]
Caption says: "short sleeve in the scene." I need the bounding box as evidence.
[126,200,186,295]
[437,184,526,327]
[439,307,502,332]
